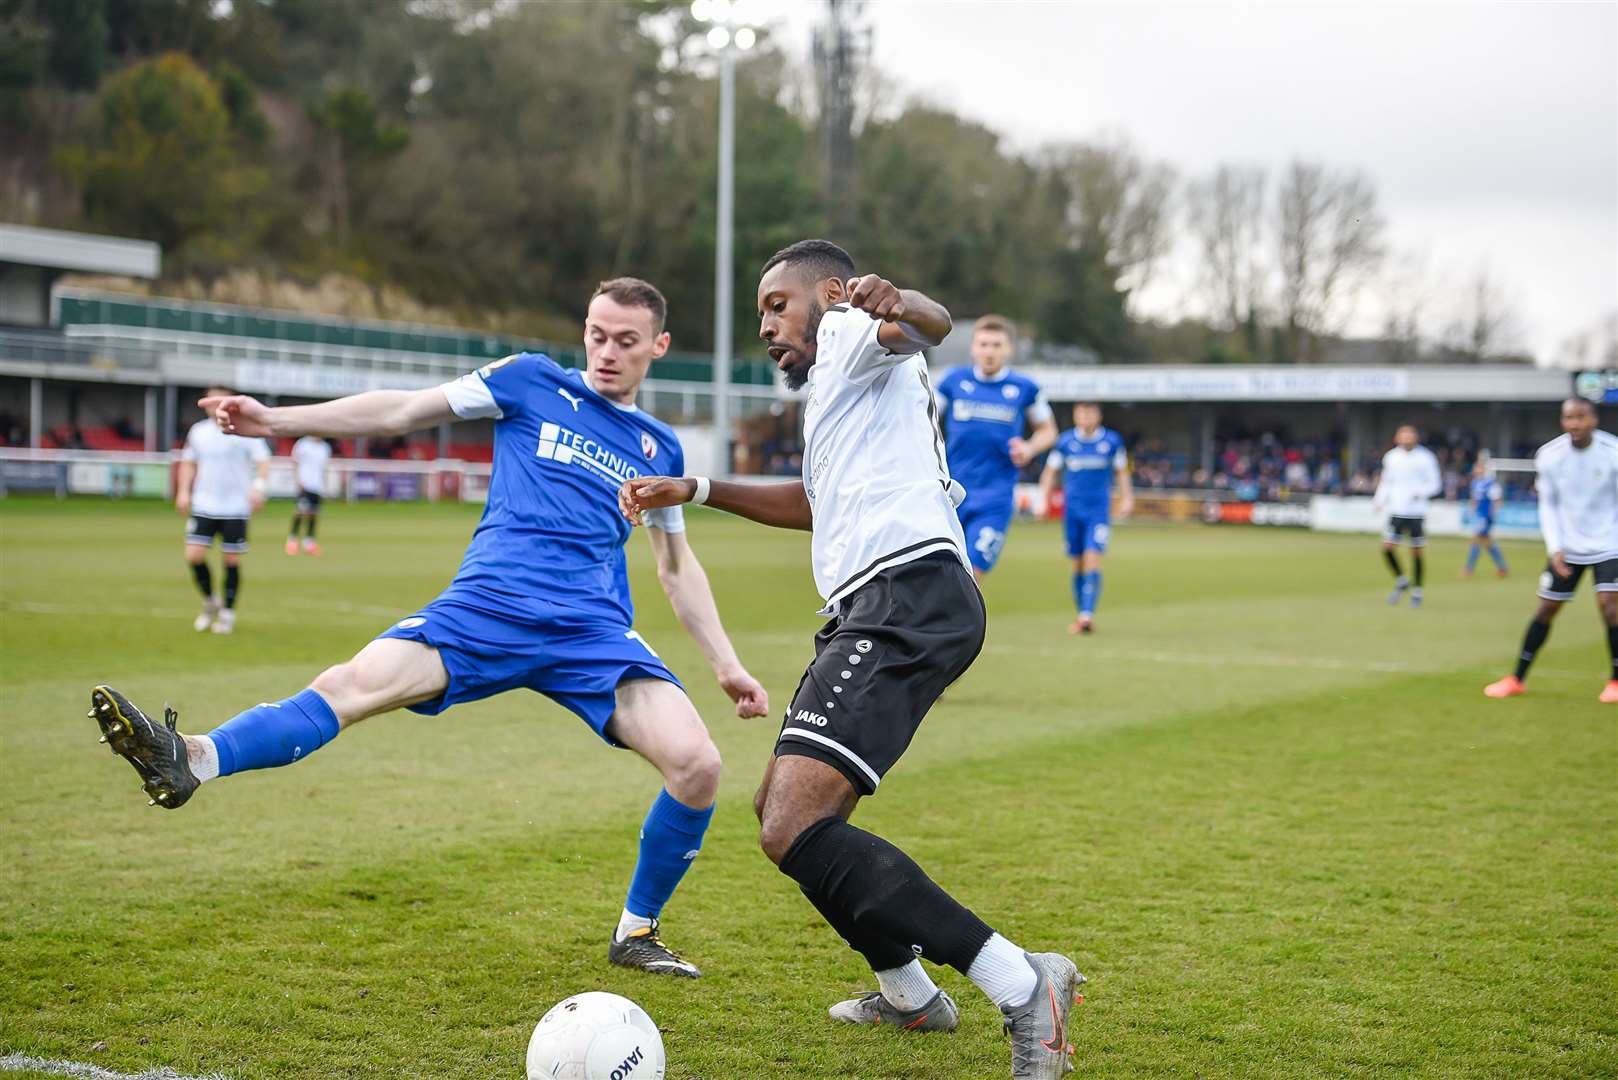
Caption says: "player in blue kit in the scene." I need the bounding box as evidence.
[1039,402,1133,634]
[86,278,768,978]
[1462,458,1508,578]
[932,314,1058,580]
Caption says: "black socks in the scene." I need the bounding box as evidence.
[224,565,241,609]
[191,561,213,598]
[1515,619,1551,681]
[779,816,994,974]
[1384,549,1403,578]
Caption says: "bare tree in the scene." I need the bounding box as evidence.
[1275,160,1385,361]
[1042,137,1177,312]
[1376,249,1439,363]
[1441,265,1519,360]
[1186,164,1266,332]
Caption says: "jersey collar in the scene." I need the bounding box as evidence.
[972,365,1011,383]
[580,370,639,412]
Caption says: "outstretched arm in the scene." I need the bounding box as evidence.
[621,476,813,532]
[840,274,952,355]
[645,526,768,718]
[199,387,458,440]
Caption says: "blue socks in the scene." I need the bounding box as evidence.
[207,688,342,776]
[1071,572,1084,614]
[1079,570,1102,616]
[625,789,714,919]
[1467,544,1509,573]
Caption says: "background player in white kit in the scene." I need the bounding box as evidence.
[1485,398,1618,703]
[286,435,333,556]
[1373,425,1443,607]
[178,385,269,635]
[622,240,1083,1080]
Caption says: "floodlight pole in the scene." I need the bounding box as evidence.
[713,46,735,479]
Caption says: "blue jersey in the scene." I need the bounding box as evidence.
[442,353,684,625]
[1469,476,1500,522]
[1051,426,1127,515]
[934,367,1048,501]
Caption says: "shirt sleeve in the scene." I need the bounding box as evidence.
[643,505,687,533]
[1025,388,1054,426]
[643,434,686,532]
[1535,449,1563,555]
[250,438,270,462]
[1046,449,1065,470]
[181,427,198,462]
[818,307,903,383]
[1113,440,1129,472]
[440,354,530,420]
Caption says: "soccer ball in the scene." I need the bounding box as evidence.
[525,991,666,1080]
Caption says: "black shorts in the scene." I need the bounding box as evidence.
[296,489,323,513]
[185,515,249,553]
[1537,557,1618,602]
[776,552,985,796]
[1383,515,1426,547]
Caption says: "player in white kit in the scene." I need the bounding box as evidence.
[178,385,270,634]
[621,240,1083,1079]
[286,435,333,555]
[1372,425,1443,607]
[1484,398,1618,703]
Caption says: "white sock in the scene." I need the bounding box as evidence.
[615,908,653,942]
[187,734,220,783]
[967,933,1038,1010]
[875,959,939,1011]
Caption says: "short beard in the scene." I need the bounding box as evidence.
[782,299,824,391]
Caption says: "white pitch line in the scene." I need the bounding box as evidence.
[0,1054,232,1080]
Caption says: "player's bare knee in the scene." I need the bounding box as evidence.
[1537,599,1565,622]
[308,662,367,715]
[1598,594,1618,625]
[223,554,241,568]
[665,740,721,806]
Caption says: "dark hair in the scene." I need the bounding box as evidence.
[1564,396,1598,414]
[760,239,856,285]
[974,314,1015,338]
[591,277,667,333]
[1074,401,1101,410]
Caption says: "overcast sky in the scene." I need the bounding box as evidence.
[757,0,1617,363]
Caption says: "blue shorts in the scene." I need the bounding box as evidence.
[956,495,1015,572]
[1472,518,1494,538]
[1064,510,1111,557]
[376,587,682,745]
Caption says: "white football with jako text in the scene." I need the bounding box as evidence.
[526,991,666,1080]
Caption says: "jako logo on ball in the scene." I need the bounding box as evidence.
[526,991,665,1080]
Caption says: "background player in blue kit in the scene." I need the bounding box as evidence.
[1463,458,1508,578]
[87,278,768,979]
[933,314,1057,580]
[1040,402,1133,633]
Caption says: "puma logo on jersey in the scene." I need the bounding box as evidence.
[557,387,583,412]
[794,710,829,727]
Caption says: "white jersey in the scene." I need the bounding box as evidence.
[291,436,332,495]
[182,420,269,519]
[1533,431,1618,564]
[801,305,969,611]
[1374,445,1443,518]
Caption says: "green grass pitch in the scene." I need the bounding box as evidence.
[1,497,1613,1079]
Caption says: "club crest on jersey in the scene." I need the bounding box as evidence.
[641,431,658,460]
[1002,384,1019,399]
[961,380,976,393]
